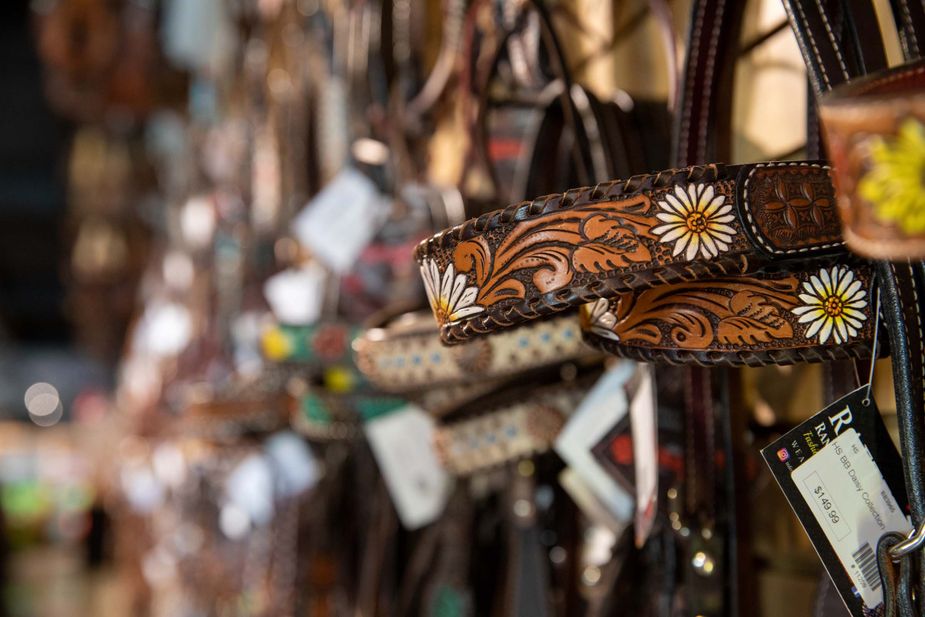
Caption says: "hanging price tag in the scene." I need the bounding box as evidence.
[263,262,327,326]
[762,386,911,616]
[291,168,391,274]
[556,363,636,525]
[365,404,451,530]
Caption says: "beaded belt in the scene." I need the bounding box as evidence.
[354,311,594,392]
[433,377,592,477]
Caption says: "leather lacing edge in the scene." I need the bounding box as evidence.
[414,163,730,257]
[580,337,877,368]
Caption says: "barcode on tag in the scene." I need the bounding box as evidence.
[852,542,881,594]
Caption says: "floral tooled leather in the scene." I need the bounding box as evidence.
[820,59,925,259]
[416,162,843,343]
[580,264,878,366]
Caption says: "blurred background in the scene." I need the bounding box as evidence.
[0,1,905,616]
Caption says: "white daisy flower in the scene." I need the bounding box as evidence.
[582,298,621,341]
[420,258,485,324]
[651,183,737,260]
[791,265,868,344]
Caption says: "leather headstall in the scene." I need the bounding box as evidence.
[415,162,877,364]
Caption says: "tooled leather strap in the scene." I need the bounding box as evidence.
[354,312,593,393]
[415,161,843,343]
[820,60,925,259]
[579,264,879,366]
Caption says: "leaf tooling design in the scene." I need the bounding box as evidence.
[606,277,799,350]
[451,194,655,307]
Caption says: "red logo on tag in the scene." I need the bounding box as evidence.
[777,448,790,462]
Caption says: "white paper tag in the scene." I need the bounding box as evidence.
[629,367,658,547]
[365,404,451,530]
[265,431,320,498]
[291,168,391,273]
[792,428,911,607]
[263,262,327,325]
[225,454,275,526]
[555,363,636,523]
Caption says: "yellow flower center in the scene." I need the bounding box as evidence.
[822,295,844,319]
[434,297,452,322]
[686,211,708,234]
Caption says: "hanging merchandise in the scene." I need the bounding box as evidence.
[21,1,925,616]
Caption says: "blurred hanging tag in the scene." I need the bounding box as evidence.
[120,464,164,514]
[761,386,911,617]
[225,454,275,526]
[265,431,320,498]
[161,0,236,76]
[558,469,627,535]
[555,363,636,524]
[138,300,193,358]
[628,366,658,547]
[263,261,327,325]
[291,168,392,274]
[365,404,451,530]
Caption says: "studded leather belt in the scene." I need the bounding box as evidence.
[415,161,845,344]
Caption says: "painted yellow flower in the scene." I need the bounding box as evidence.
[652,183,737,260]
[791,265,867,344]
[261,327,292,361]
[420,259,485,324]
[859,118,925,234]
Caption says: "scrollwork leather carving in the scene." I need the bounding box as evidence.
[416,162,846,343]
[580,266,878,366]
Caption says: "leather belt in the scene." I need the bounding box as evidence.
[354,311,594,392]
[415,161,843,344]
[433,379,587,477]
[820,59,925,259]
[579,265,879,366]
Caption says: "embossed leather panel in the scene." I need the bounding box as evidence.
[415,162,843,343]
[580,264,878,366]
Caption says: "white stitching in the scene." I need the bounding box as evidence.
[695,0,726,162]
[789,0,831,89]
[678,1,708,162]
[741,162,844,255]
[904,262,925,403]
[813,0,851,81]
[899,0,921,55]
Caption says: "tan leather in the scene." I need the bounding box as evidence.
[820,60,925,259]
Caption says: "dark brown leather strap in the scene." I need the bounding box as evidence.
[887,0,925,61]
[415,161,843,343]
